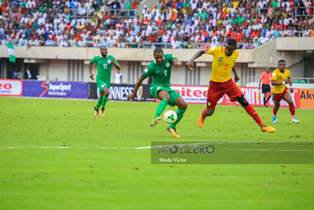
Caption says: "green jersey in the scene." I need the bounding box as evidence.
[91,55,117,85]
[143,54,177,88]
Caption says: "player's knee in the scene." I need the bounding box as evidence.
[181,103,188,110]
[236,95,249,107]
[163,97,170,102]
[103,90,109,97]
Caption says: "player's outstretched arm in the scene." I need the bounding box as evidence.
[127,74,146,100]
[288,77,294,93]
[186,49,206,71]
[173,59,182,67]
[89,62,94,80]
[232,67,240,83]
[111,59,121,70]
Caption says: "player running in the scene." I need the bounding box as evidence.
[186,38,276,133]
[90,46,120,118]
[127,48,188,138]
[271,60,300,124]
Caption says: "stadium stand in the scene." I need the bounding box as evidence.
[0,0,313,49]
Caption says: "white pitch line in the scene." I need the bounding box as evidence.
[0,147,311,152]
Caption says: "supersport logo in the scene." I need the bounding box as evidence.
[40,81,49,97]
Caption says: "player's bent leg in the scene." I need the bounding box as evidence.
[100,88,109,117]
[273,101,280,124]
[169,96,187,129]
[94,92,104,119]
[151,90,170,127]
[236,95,276,133]
[198,108,215,128]
[283,92,300,123]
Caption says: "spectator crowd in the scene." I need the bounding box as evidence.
[1,0,314,49]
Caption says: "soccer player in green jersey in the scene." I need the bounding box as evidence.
[90,46,120,118]
[127,48,188,138]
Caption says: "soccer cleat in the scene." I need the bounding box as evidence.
[167,127,180,138]
[272,115,277,124]
[292,117,300,123]
[94,106,99,119]
[264,104,268,108]
[150,117,162,127]
[100,107,105,117]
[260,124,276,133]
[198,113,205,128]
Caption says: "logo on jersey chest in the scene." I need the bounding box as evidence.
[219,57,223,62]
[279,76,282,79]
[107,60,112,64]
[166,63,170,67]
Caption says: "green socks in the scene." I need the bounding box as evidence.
[96,97,102,109]
[96,95,108,109]
[102,95,108,107]
[169,108,186,129]
[154,99,168,118]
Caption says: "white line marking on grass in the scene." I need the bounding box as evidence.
[2,147,71,149]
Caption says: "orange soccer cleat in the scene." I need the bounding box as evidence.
[260,124,276,133]
[198,112,206,128]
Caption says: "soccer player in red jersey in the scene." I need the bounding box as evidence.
[186,38,276,133]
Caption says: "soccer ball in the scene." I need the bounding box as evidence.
[163,110,177,124]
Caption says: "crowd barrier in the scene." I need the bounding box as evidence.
[1,79,313,109]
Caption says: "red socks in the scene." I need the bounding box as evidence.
[202,109,207,118]
[273,107,278,116]
[289,104,295,118]
[244,104,263,126]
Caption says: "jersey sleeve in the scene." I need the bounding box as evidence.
[142,62,154,77]
[271,71,277,81]
[111,56,118,63]
[204,47,218,55]
[260,72,264,79]
[90,56,98,64]
[287,70,291,79]
[167,54,177,64]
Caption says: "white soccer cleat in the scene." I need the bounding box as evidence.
[292,117,300,123]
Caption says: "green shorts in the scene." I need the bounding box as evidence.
[150,85,180,107]
[96,79,110,92]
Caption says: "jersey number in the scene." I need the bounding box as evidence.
[224,64,228,70]
[164,70,167,76]
[103,64,107,69]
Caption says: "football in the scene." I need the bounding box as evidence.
[163,110,177,124]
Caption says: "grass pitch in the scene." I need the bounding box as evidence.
[0,97,313,210]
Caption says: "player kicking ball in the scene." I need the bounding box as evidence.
[186,38,276,133]
[90,46,120,118]
[127,48,188,138]
[271,60,300,124]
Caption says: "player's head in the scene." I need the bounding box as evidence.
[278,60,286,71]
[154,47,164,64]
[266,66,270,72]
[225,38,237,56]
[100,45,108,57]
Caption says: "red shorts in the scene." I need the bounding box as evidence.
[207,79,243,109]
[273,87,288,102]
